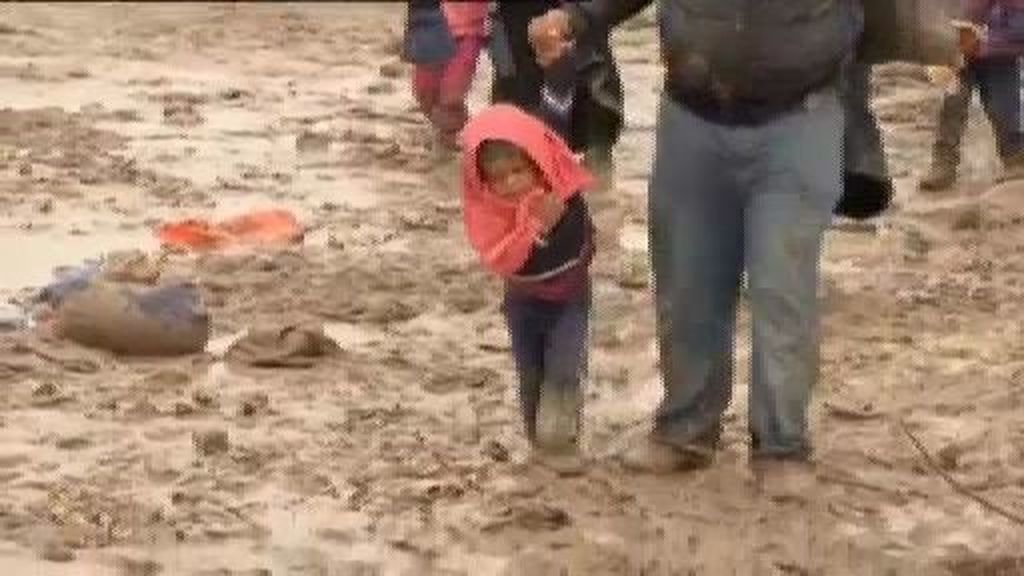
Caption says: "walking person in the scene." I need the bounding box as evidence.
[489,1,624,188]
[402,1,489,150]
[459,104,599,471]
[528,0,865,492]
[920,0,1024,190]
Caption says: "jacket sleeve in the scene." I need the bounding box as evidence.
[516,193,588,277]
[564,0,654,39]
[465,198,545,278]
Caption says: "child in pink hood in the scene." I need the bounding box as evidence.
[460,104,596,459]
[407,2,489,150]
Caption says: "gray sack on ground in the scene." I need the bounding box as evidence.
[55,281,209,356]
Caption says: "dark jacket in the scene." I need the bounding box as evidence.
[565,0,895,218]
[566,0,863,125]
[490,1,624,152]
[508,194,595,302]
[967,0,1024,56]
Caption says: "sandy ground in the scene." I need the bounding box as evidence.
[1,4,1023,575]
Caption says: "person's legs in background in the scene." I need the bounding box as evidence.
[571,52,624,194]
[837,61,894,219]
[974,55,1024,176]
[412,63,443,128]
[579,108,617,193]
[434,34,486,149]
[920,64,976,190]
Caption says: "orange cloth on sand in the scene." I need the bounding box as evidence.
[459,104,593,278]
[157,209,303,252]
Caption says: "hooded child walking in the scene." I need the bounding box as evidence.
[460,104,596,463]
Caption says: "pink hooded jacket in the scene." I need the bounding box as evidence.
[459,104,593,280]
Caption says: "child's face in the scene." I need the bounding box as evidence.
[481,152,543,201]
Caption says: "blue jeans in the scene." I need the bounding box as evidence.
[503,287,590,442]
[648,91,844,459]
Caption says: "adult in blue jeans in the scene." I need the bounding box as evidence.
[528,0,865,485]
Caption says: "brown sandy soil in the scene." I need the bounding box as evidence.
[1,4,1023,575]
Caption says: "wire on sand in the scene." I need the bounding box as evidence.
[899,419,1024,527]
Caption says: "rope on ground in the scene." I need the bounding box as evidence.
[898,419,1024,527]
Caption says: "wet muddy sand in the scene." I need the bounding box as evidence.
[1,4,1023,575]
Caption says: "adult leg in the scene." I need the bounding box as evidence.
[974,56,1024,168]
[489,2,546,108]
[619,96,745,472]
[837,61,893,219]
[577,93,620,193]
[744,87,844,461]
[920,65,975,190]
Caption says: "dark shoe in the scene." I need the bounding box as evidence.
[919,162,957,191]
[835,172,894,219]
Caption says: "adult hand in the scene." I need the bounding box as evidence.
[530,193,566,234]
[528,8,574,68]
[957,25,982,60]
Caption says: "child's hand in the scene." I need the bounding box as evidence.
[530,193,566,234]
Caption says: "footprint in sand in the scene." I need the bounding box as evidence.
[163,102,204,127]
[0,453,30,484]
[39,541,75,563]
[365,80,395,96]
[118,556,164,576]
[944,553,1024,576]
[54,436,92,451]
[423,366,497,395]
[155,92,207,127]
[295,130,332,155]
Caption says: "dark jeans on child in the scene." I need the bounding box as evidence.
[502,286,590,442]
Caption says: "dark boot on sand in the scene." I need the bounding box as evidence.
[919,160,957,191]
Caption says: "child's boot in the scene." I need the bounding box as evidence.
[534,382,581,453]
[532,386,585,477]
